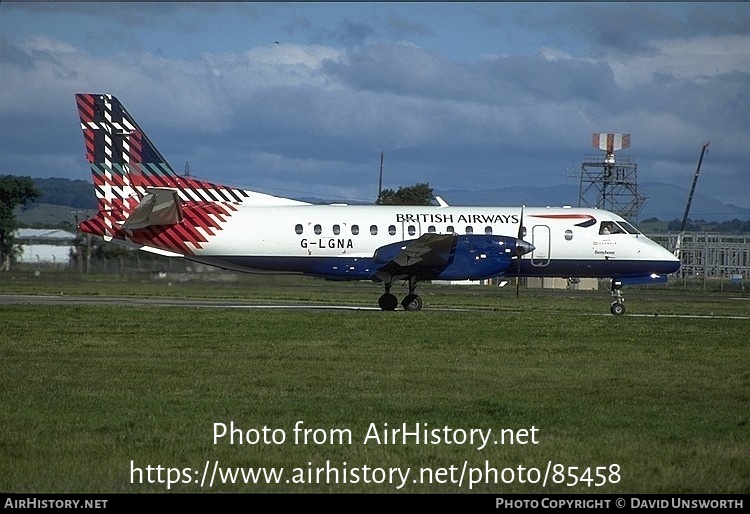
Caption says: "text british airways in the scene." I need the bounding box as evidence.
[396,213,519,224]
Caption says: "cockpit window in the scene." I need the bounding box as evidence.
[618,221,640,234]
[600,221,624,235]
[600,221,639,235]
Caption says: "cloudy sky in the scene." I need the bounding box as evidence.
[1,2,748,215]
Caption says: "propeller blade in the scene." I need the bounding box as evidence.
[516,206,524,297]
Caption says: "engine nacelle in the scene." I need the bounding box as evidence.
[433,234,517,280]
[373,234,523,281]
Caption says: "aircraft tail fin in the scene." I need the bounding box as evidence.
[75,93,308,239]
[75,93,252,233]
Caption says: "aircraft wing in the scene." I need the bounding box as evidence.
[372,233,532,282]
[375,233,456,269]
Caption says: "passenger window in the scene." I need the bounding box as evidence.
[565,229,573,241]
[352,225,359,235]
[408,225,416,236]
[314,224,322,235]
[428,225,436,233]
[484,226,493,235]
[333,224,340,235]
[295,224,303,235]
[370,225,378,235]
[447,225,455,233]
[466,226,473,234]
[388,225,396,236]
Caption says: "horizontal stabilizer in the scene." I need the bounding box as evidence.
[122,188,183,230]
[102,234,184,257]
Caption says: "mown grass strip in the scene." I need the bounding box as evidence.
[1,299,748,493]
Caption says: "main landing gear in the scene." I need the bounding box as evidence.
[610,279,625,316]
[378,277,423,311]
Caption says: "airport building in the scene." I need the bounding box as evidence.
[14,229,77,267]
[458,232,748,292]
[651,233,749,284]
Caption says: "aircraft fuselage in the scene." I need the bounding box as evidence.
[166,204,679,282]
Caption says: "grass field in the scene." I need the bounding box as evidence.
[1,273,748,494]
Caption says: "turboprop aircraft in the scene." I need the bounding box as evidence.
[75,93,680,315]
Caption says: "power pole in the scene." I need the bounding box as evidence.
[377,151,384,202]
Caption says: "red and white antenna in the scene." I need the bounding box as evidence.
[592,133,630,164]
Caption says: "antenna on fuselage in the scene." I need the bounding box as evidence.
[516,206,525,298]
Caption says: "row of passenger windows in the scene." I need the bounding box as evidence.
[294,221,640,238]
[295,223,497,236]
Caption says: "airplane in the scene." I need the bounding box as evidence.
[74,93,680,315]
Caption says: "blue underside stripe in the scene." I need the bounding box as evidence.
[189,255,680,281]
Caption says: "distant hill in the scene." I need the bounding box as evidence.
[434,181,750,223]
[31,177,97,209]
[15,177,97,228]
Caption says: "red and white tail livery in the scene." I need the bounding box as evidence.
[76,93,680,314]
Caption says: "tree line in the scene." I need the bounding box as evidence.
[1,176,40,270]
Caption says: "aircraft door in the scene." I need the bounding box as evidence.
[531,225,550,267]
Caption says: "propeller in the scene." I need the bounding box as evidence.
[516,206,524,297]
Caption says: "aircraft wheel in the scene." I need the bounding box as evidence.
[402,294,423,312]
[610,302,625,316]
[378,293,398,311]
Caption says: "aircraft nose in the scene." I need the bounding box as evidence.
[665,248,681,272]
[515,239,535,257]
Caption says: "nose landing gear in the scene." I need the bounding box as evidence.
[610,279,625,315]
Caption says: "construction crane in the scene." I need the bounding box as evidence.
[674,141,710,258]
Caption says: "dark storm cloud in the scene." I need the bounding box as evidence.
[285,15,375,48]
[569,4,685,54]
[1,3,748,208]
[385,14,432,39]
[522,3,746,55]
[322,42,617,108]
[685,5,750,36]
[0,35,33,68]
[4,1,219,27]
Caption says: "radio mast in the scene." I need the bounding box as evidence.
[577,133,646,223]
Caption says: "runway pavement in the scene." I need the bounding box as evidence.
[1,293,747,318]
[0,294,384,310]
